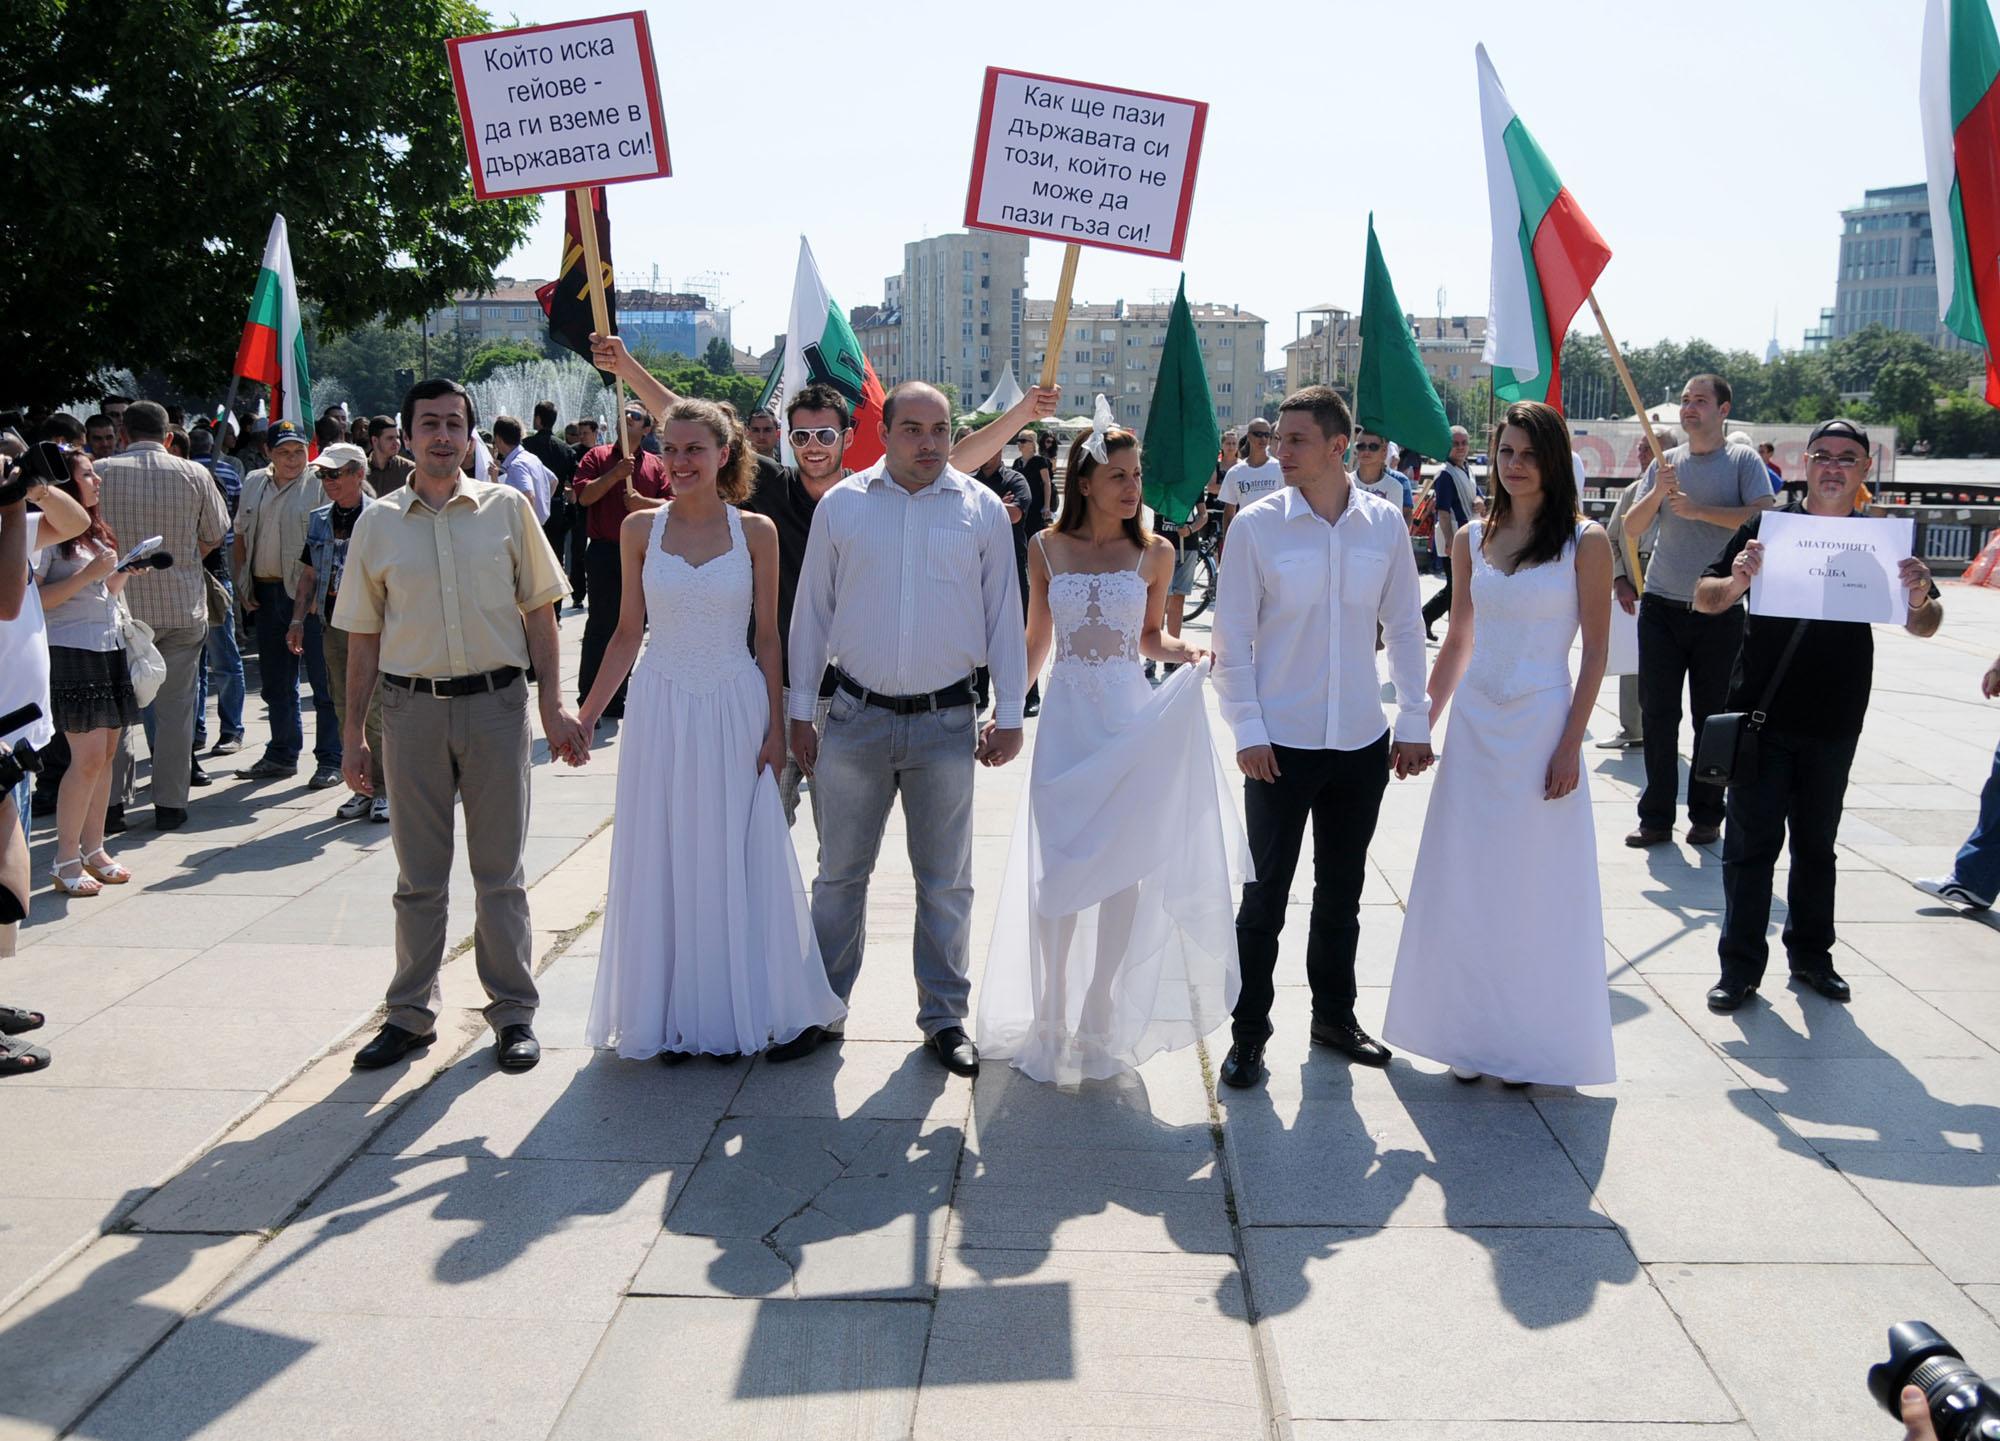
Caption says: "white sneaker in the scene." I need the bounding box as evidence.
[334,793,370,821]
[1449,1066,1482,1083]
[1915,876,1993,911]
[370,797,391,824]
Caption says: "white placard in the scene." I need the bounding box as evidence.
[1747,510,1914,624]
[964,68,1206,259]
[1606,598,1639,675]
[447,11,670,200]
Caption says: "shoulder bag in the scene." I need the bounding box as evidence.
[1690,618,1810,789]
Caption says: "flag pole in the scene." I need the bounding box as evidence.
[1584,290,1664,470]
[1038,243,1082,390]
[572,186,633,461]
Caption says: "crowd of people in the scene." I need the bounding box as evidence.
[0,358,1977,1095]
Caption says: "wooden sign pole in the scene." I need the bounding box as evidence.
[572,186,633,461]
[1038,242,1082,390]
[1585,290,1664,471]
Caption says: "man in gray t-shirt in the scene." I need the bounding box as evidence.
[1621,375,1777,847]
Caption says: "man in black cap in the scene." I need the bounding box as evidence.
[1693,419,1942,1013]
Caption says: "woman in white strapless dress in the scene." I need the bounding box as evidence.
[1384,400,1616,1087]
[579,399,843,1061]
[977,419,1246,1086]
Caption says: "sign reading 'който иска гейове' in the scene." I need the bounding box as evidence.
[446,11,670,200]
[964,68,1206,260]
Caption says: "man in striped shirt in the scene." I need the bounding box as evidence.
[772,382,1027,1076]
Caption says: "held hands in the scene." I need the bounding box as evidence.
[1391,741,1435,779]
[1237,745,1281,783]
[976,723,1023,767]
[789,718,819,778]
[540,696,591,767]
[1544,741,1581,800]
[1613,576,1638,615]
[756,727,786,778]
[1897,556,1932,610]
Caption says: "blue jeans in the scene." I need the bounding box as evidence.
[251,579,338,770]
[810,688,978,1037]
[195,577,246,746]
[1950,736,2000,903]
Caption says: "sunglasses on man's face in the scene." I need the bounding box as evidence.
[790,427,841,448]
[1352,441,1384,453]
[1247,430,1272,441]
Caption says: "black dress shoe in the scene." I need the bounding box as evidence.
[1706,982,1757,1013]
[1791,969,1852,1002]
[930,1025,980,1076]
[237,757,298,781]
[1218,1040,1266,1089]
[102,805,126,835]
[656,1050,690,1067]
[1686,823,1723,846]
[153,806,188,831]
[189,762,212,788]
[496,1023,540,1072]
[352,1022,436,1069]
[766,1025,831,1064]
[1310,1017,1393,1068]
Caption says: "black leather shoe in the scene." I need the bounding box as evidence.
[1686,823,1723,846]
[237,758,297,781]
[1310,1018,1392,1068]
[102,805,125,835]
[352,1022,436,1069]
[1625,826,1671,848]
[153,806,187,831]
[1791,969,1852,1002]
[656,1050,690,1066]
[1218,1040,1266,1089]
[496,1023,540,1072]
[1706,982,1756,1013]
[930,1025,980,1076]
[189,762,212,788]
[766,1025,831,1064]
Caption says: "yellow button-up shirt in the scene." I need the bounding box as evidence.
[332,476,568,679]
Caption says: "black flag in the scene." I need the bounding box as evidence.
[536,187,617,383]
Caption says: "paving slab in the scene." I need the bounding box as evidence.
[1244,1226,1734,1424]
[217,1154,678,1324]
[1660,980,1992,1060]
[1295,1426,1753,1439]
[1840,919,2000,990]
[1652,1261,2000,1441]
[912,1248,1261,1439]
[0,1199,130,1316]
[78,1308,605,1441]
[550,1296,928,1441]
[1724,1054,2000,1156]
[950,1141,1232,1256]
[0,1233,261,1441]
[126,1101,392,1234]
[1833,1149,2000,1283]
[20,1005,367,1094]
[728,1038,971,1123]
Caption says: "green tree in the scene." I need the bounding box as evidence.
[703,336,736,376]
[2,0,539,405]
[465,341,545,383]
[309,319,422,418]
[1870,359,1936,423]
[643,359,766,417]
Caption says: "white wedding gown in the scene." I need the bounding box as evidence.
[977,545,1247,1086]
[587,502,845,1058]
[1383,521,1615,1085]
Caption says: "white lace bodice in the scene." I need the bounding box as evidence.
[636,502,757,692]
[1045,541,1148,702]
[1460,520,1586,703]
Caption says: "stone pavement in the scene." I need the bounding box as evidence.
[3,584,2000,1440]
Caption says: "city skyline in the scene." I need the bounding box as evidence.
[489,0,1932,375]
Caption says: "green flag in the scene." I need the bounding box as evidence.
[1357,214,1454,458]
[1141,276,1221,525]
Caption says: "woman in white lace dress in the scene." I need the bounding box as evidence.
[977,415,1246,1086]
[580,399,843,1062]
[1383,400,1615,1086]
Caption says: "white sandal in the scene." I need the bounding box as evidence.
[82,850,131,885]
[50,859,102,898]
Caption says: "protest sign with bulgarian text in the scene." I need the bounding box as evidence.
[447,11,670,200]
[964,68,1205,259]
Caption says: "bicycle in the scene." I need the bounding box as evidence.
[1179,524,1222,623]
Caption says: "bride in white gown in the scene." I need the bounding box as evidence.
[977,413,1247,1086]
[1383,400,1616,1087]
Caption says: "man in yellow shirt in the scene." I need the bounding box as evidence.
[334,379,587,1074]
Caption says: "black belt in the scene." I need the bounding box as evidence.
[833,668,975,715]
[381,666,523,698]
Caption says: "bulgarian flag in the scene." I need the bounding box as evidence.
[1923,0,2000,405]
[231,214,314,451]
[1476,44,1612,412]
[776,237,885,470]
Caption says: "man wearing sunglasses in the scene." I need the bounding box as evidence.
[1218,420,1284,543]
[1351,426,1412,519]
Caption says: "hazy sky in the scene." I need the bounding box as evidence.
[490,0,1932,371]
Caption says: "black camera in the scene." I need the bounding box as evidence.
[0,704,46,792]
[0,440,69,507]
[1870,1323,2000,1440]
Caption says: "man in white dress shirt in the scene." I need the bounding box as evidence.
[492,415,555,524]
[772,382,1028,1075]
[1212,385,1434,1089]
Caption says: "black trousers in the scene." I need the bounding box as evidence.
[578,539,629,715]
[1421,569,1453,631]
[1233,733,1390,1043]
[1717,728,1858,987]
[1637,595,1745,830]
[565,505,593,603]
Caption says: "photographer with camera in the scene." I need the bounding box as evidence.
[1,445,94,1074]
